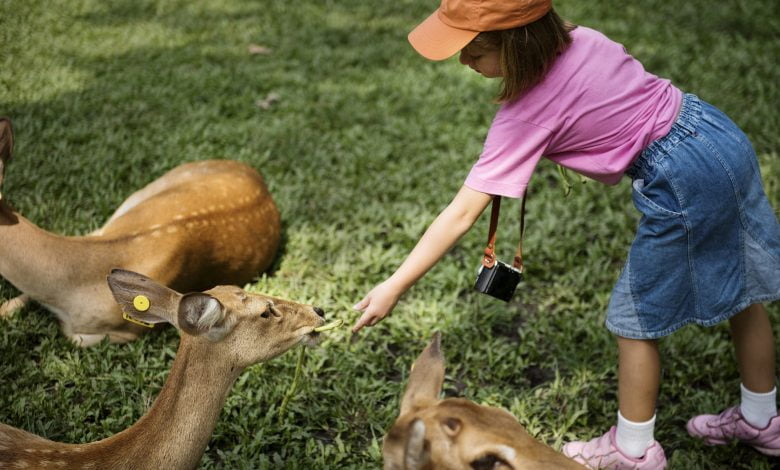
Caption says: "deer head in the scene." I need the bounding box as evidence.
[382,333,585,470]
[0,117,13,200]
[106,268,325,368]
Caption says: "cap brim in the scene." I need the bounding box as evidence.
[408,10,479,61]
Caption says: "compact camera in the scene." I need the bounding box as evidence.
[474,259,523,302]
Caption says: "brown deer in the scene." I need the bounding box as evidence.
[0,268,326,469]
[383,333,586,469]
[0,117,281,346]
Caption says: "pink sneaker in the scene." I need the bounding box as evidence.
[686,406,780,456]
[562,426,667,469]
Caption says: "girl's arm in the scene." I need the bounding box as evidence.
[351,185,492,333]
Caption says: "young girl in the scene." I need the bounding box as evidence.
[351,0,780,468]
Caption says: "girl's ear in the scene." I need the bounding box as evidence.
[106,268,183,327]
[400,332,445,415]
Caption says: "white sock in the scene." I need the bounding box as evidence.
[740,383,777,428]
[615,411,655,459]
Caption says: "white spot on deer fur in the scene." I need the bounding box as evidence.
[174,214,184,220]
[81,462,96,469]
[151,231,161,238]
[166,226,177,234]
[149,224,162,230]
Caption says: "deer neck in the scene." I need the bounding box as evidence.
[95,337,242,469]
[0,203,109,297]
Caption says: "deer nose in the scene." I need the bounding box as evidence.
[313,307,325,318]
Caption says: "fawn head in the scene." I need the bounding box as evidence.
[106,268,326,368]
[0,117,13,200]
[383,333,547,470]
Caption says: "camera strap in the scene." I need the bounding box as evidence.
[481,194,526,272]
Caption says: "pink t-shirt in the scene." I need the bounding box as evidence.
[464,26,682,198]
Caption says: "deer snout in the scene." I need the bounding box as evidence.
[313,306,325,318]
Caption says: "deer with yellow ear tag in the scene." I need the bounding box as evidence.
[0,269,328,470]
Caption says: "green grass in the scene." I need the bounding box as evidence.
[1,0,778,468]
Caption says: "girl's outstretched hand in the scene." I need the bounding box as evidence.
[351,281,402,333]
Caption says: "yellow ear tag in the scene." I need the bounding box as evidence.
[121,295,154,328]
[122,311,155,328]
[133,295,151,312]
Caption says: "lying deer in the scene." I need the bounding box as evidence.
[383,333,585,470]
[0,268,326,469]
[0,117,281,346]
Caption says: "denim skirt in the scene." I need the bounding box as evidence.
[606,94,780,339]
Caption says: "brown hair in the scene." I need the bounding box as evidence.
[472,8,576,103]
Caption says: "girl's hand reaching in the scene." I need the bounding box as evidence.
[350,186,491,334]
[352,281,403,333]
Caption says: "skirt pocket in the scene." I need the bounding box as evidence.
[632,178,683,219]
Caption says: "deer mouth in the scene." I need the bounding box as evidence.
[301,330,322,346]
[299,317,339,346]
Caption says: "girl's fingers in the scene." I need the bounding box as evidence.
[353,297,369,312]
[352,311,373,333]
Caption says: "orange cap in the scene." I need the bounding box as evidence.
[408,0,552,61]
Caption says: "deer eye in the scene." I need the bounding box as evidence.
[261,301,282,319]
[441,417,461,436]
[260,301,273,319]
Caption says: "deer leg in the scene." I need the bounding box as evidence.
[69,327,143,347]
[0,294,29,317]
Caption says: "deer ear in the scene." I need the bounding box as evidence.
[403,419,430,470]
[400,331,445,415]
[106,268,182,327]
[177,293,226,338]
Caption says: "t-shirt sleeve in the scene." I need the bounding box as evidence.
[464,115,552,198]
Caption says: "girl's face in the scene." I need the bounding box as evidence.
[458,42,502,78]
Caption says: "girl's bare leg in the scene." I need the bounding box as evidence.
[730,303,776,393]
[618,337,661,421]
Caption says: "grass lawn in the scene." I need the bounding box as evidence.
[1,0,778,468]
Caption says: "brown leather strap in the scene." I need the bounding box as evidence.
[514,194,526,272]
[482,196,501,268]
[481,194,527,272]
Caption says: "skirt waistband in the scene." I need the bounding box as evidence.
[626,93,702,179]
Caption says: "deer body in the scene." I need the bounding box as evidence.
[0,341,235,469]
[0,118,281,346]
[0,269,326,469]
[383,333,585,470]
